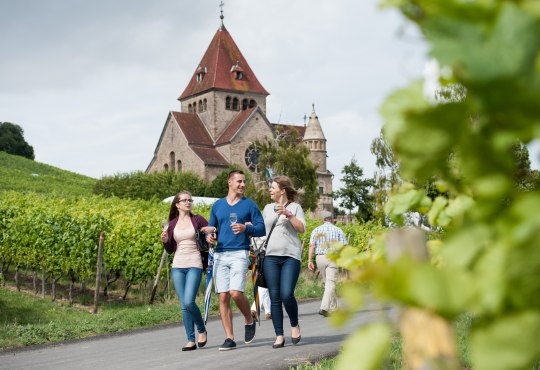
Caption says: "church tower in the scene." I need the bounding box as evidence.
[303,106,333,215]
[178,24,269,140]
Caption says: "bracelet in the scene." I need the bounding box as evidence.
[286,210,293,218]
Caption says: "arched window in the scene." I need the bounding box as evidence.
[198,100,203,112]
[169,151,175,172]
[232,98,239,111]
[163,163,169,171]
[319,182,324,194]
[249,99,256,108]
[176,160,182,173]
[193,102,197,112]
[203,98,207,111]
[225,96,231,110]
[242,99,248,110]
[188,104,193,113]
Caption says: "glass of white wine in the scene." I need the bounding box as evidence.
[229,213,238,224]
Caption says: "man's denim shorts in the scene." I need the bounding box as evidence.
[213,249,249,293]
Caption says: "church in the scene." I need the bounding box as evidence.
[146,17,333,216]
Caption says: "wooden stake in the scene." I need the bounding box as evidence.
[149,249,168,304]
[92,232,105,314]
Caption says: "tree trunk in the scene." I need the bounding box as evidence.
[122,282,131,300]
[104,271,120,297]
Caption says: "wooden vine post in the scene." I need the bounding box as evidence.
[387,228,459,370]
[149,249,168,304]
[92,232,105,314]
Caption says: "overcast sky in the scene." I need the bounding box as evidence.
[1,0,432,189]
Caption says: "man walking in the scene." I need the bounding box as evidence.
[307,211,347,317]
[203,170,265,350]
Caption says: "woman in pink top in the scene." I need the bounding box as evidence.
[161,191,208,351]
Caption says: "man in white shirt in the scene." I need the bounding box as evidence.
[307,211,347,317]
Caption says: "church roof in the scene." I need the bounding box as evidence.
[216,107,257,145]
[179,25,269,100]
[171,111,229,166]
[303,110,326,141]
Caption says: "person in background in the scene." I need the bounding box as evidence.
[261,175,306,348]
[307,210,347,317]
[251,286,271,321]
[201,170,265,351]
[161,191,208,351]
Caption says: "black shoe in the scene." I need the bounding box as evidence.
[182,344,197,351]
[197,331,207,348]
[318,309,329,317]
[292,325,301,345]
[244,321,256,344]
[219,338,236,351]
[272,338,285,349]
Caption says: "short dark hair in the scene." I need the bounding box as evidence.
[228,169,244,180]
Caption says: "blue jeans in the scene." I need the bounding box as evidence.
[263,255,301,336]
[172,267,206,342]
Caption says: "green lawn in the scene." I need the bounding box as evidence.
[0,270,324,349]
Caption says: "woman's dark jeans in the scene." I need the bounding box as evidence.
[263,255,301,336]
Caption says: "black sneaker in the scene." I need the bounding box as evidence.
[219,338,236,351]
[244,321,256,344]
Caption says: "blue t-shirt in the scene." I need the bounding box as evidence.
[208,197,265,252]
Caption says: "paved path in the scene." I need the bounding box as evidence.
[0,300,393,370]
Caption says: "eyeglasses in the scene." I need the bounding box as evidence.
[178,199,194,204]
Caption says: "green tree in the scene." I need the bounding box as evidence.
[255,128,319,211]
[512,142,539,191]
[0,122,35,160]
[370,131,400,221]
[333,157,375,222]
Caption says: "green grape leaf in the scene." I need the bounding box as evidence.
[335,323,391,370]
[471,311,540,370]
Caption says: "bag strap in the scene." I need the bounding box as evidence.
[261,215,279,252]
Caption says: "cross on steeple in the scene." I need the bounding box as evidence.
[219,1,225,24]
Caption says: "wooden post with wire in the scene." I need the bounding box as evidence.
[387,228,459,370]
[150,249,168,304]
[92,232,105,314]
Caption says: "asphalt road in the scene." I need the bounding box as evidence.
[0,299,394,370]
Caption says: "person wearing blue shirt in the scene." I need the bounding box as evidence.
[203,170,265,351]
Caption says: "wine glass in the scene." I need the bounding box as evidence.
[161,220,169,231]
[229,213,238,224]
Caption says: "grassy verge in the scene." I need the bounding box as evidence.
[0,270,323,349]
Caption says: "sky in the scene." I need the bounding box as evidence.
[1,0,431,190]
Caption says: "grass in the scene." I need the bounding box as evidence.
[0,269,324,349]
[0,151,96,196]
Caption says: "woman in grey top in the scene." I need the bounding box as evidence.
[261,175,306,348]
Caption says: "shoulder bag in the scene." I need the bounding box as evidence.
[254,215,279,288]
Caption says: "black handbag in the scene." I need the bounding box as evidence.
[254,216,279,288]
[195,228,210,252]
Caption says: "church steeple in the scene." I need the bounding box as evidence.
[178,25,269,101]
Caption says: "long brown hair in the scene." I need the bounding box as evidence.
[272,175,298,202]
[168,191,193,221]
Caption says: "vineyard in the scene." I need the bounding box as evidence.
[0,192,176,301]
[0,151,96,197]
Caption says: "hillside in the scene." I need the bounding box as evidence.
[0,151,96,196]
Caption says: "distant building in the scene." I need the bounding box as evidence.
[146,19,333,216]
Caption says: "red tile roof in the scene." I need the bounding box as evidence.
[179,25,269,100]
[171,111,229,166]
[216,107,257,145]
